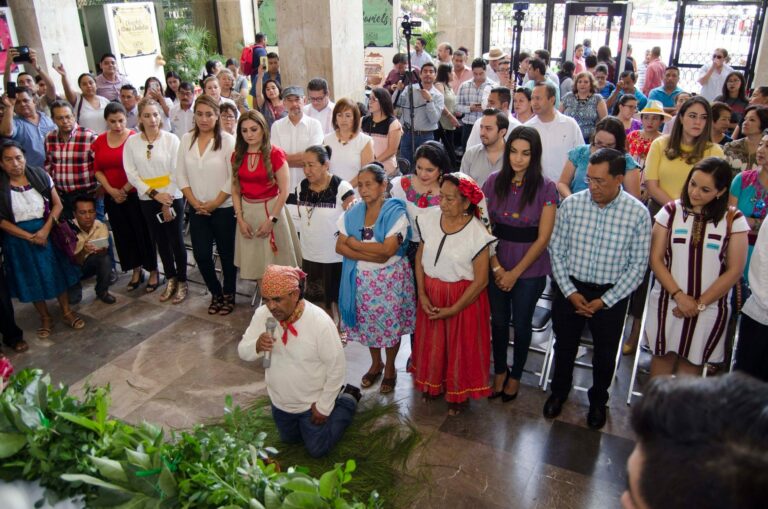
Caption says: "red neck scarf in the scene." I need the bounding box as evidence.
[280,300,305,344]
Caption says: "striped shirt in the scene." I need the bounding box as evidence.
[44,125,97,193]
[455,79,495,126]
[549,189,651,307]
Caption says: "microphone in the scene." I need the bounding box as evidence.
[263,317,277,368]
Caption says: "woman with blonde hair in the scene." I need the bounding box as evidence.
[231,110,301,286]
[176,94,238,314]
[217,68,248,115]
[123,98,187,303]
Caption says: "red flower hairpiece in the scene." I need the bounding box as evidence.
[457,176,484,206]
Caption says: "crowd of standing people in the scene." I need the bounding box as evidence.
[1,35,767,437]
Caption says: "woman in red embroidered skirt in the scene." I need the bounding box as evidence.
[411,173,496,415]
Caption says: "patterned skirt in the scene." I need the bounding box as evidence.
[411,275,492,402]
[3,218,82,303]
[342,257,416,348]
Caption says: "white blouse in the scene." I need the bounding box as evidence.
[295,176,354,264]
[75,94,111,134]
[324,131,373,183]
[123,130,182,200]
[175,131,235,208]
[11,175,53,222]
[416,207,496,282]
[336,211,408,271]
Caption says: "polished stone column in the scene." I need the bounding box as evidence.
[437,0,483,59]
[215,0,258,58]
[274,0,365,101]
[7,0,89,89]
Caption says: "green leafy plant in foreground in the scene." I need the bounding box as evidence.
[1,369,421,508]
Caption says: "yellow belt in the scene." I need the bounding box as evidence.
[142,175,171,189]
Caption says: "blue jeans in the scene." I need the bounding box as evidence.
[399,131,434,170]
[271,393,357,458]
[489,275,547,378]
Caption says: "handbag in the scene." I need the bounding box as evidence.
[43,199,79,264]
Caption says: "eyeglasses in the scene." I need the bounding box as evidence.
[584,176,610,186]
[592,140,616,149]
[220,114,236,120]
[308,95,326,103]
[713,54,724,59]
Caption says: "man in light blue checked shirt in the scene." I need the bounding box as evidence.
[544,148,651,430]
[395,62,444,167]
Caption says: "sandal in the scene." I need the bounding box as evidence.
[379,375,397,394]
[13,340,29,353]
[37,317,53,339]
[218,294,235,316]
[62,312,85,330]
[172,281,188,304]
[208,295,223,315]
[447,401,467,416]
[361,369,383,388]
[145,274,164,294]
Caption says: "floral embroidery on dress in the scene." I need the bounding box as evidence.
[401,176,440,208]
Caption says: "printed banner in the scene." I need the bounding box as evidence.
[258,0,279,46]
[112,4,158,59]
[364,0,394,48]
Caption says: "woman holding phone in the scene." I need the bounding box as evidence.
[123,98,188,304]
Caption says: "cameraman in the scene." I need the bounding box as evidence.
[383,53,420,94]
[393,62,443,167]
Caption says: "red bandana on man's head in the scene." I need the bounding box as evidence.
[262,265,307,344]
[261,265,307,297]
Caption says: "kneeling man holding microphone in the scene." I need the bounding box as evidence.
[238,265,361,458]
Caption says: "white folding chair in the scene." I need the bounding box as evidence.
[627,286,654,405]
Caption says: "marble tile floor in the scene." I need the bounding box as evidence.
[3,269,650,508]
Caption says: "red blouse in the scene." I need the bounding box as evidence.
[626,130,655,167]
[236,146,287,200]
[93,131,136,192]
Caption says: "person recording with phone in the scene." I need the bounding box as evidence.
[238,264,361,458]
[2,47,59,117]
[72,195,116,304]
[123,98,188,304]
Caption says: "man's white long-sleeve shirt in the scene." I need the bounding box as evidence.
[238,301,346,416]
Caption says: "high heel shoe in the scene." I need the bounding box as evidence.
[126,270,146,290]
[145,273,164,294]
[489,370,510,400]
[172,281,188,304]
[159,278,177,302]
[501,369,519,403]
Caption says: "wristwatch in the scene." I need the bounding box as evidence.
[147,189,159,199]
[270,215,278,224]
[697,301,707,312]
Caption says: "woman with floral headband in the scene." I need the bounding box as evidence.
[412,173,496,415]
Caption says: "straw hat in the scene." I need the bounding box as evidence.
[483,47,505,61]
[639,100,672,119]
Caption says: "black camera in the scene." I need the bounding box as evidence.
[12,46,31,63]
[514,3,529,11]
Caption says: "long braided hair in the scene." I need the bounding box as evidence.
[232,110,273,189]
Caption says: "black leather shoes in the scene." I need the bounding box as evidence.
[587,405,607,430]
[543,394,566,419]
[342,384,362,403]
[98,292,116,304]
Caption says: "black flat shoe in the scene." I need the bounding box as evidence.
[501,391,518,403]
[543,394,566,419]
[127,270,146,290]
